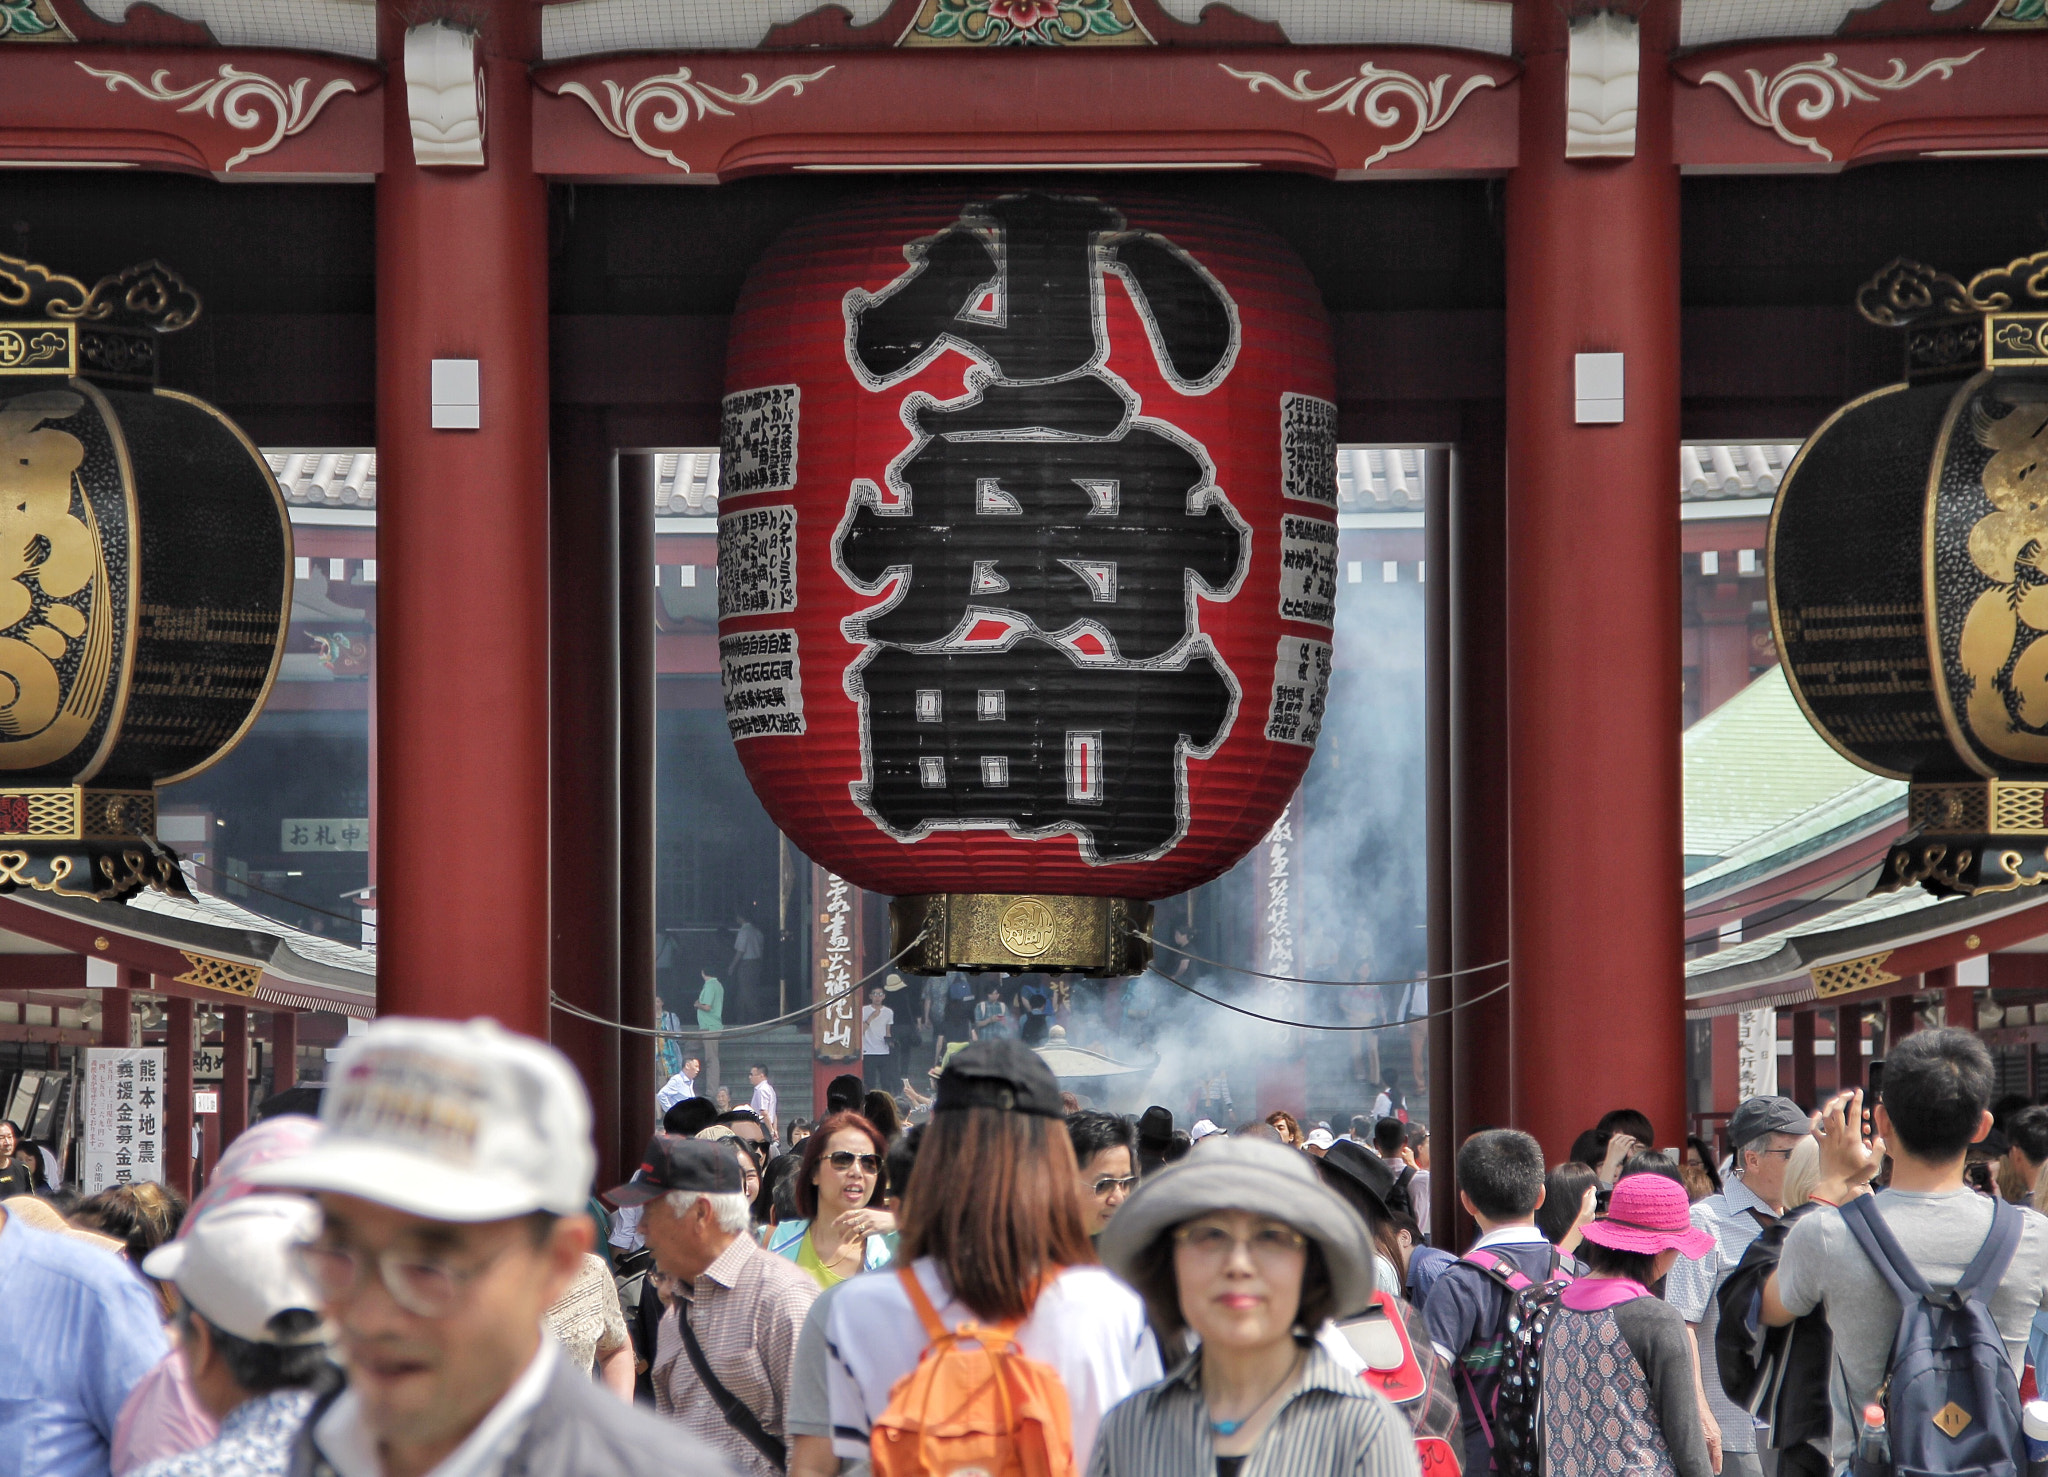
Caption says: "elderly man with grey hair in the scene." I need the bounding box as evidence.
[1665,1094,1815,1477]
[610,1134,817,1477]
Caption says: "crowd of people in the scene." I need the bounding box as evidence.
[10,1017,2048,1477]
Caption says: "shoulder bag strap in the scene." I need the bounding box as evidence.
[1953,1198,2023,1301]
[678,1298,787,1470]
[898,1265,951,1342]
[1838,1193,1930,1301]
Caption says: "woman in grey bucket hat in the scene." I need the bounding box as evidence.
[1093,1138,1420,1477]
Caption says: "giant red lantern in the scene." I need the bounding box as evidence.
[718,190,1336,974]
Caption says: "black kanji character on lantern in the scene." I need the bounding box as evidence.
[853,640,1234,862]
[847,194,1237,392]
[838,401,1245,661]
[838,193,1246,863]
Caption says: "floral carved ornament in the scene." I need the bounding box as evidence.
[73,61,359,170]
[1218,61,1499,170]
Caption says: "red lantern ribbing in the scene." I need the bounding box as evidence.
[718,191,1337,974]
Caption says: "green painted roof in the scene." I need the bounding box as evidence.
[1683,666,1906,875]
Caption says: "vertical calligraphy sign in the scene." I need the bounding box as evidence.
[83,1046,165,1193]
[1253,790,1303,980]
[812,863,864,1065]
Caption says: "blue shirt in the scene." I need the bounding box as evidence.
[0,1210,168,1477]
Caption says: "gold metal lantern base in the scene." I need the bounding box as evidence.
[1880,780,2048,898]
[889,894,1153,977]
[0,784,187,902]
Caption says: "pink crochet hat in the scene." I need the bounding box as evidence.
[1579,1173,1714,1259]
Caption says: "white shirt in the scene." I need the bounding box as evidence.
[825,1259,1161,1467]
[315,1334,558,1477]
[861,1004,894,1057]
[1371,1092,1392,1119]
[750,1079,779,1132]
[734,920,764,961]
[656,1071,696,1113]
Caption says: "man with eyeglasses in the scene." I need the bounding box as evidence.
[611,1134,818,1477]
[1665,1093,1813,1477]
[248,1017,733,1477]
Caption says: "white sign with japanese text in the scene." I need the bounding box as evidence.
[281,818,369,852]
[83,1047,165,1193]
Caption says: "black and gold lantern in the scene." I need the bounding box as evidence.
[1771,251,2048,896]
[0,256,290,901]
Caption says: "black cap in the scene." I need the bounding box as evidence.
[605,1133,745,1207]
[1320,1139,1398,1220]
[934,1039,1063,1119]
[1138,1106,1175,1146]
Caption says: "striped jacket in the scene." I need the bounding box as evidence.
[1087,1344,1423,1477]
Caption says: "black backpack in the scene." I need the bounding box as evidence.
[1839,1194,2024,1477]
[1460,1248,1575,1477]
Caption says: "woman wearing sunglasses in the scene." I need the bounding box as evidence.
[766,1110,894,1287]
[1094,1137,1416,1477]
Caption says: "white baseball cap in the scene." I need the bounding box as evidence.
[247,1017,594,1221]
[142,1195,327,1345]
[1191,1118,1223,1141]
[1305,1128,1335,1150]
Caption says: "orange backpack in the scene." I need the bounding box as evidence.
[869,1268,1079,1477]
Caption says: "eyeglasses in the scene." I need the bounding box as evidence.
[1171,1222,1309,1263]
[1091,1175,1140,1197]
[293,1234,518,1318]
[827,1151,881,1173]
[1754,1147,1796,1160]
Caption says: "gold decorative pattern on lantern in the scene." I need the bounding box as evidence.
[1812,950,1901,999]
[1911,780,2048,834]
[0,324,73,374]
[0,787,156,841]
[890,893,1152,976]
[173,951,261,997]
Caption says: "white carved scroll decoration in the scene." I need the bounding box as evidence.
[1697,49,1982,162]
[1217,61,1498,170]
[74,62,359,171]
[1566,11,1639,159]
[405,23,486,168]
[555,66,835,172]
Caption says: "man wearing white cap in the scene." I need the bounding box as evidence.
[132,1196,333,1477]
[248,1017,734,1477]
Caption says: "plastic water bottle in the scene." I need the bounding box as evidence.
[1855,1403,1888,1477]
[2022,1399,2048,1477]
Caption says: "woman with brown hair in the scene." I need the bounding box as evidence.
[821,1041,1163,1470]
[765,1108,895,1287]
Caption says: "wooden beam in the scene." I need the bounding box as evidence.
[0,1023,94,1045]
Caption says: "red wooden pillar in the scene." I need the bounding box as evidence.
[1834,1005,1863,1093]
[1790,1010,1817,1109]
[1504,0,1686,1156]
[221,1005,249,1151]
[550,410,622,1186]
[372,0,551,1031]
[1710,1014,1739,1114]
[1929,963,1975,1033]
[620,453,659,1160]
[100,972,136,1047]
[1695,582,1753,718]
[272,1011,298,1094]
[1886,991,1918,1053]
[162,990,194,1199]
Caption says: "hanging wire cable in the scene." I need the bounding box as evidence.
[181,858,369,928]
[1147,964,1511,1032]
[549,932,928,1041]
[1136,931,1507,989]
